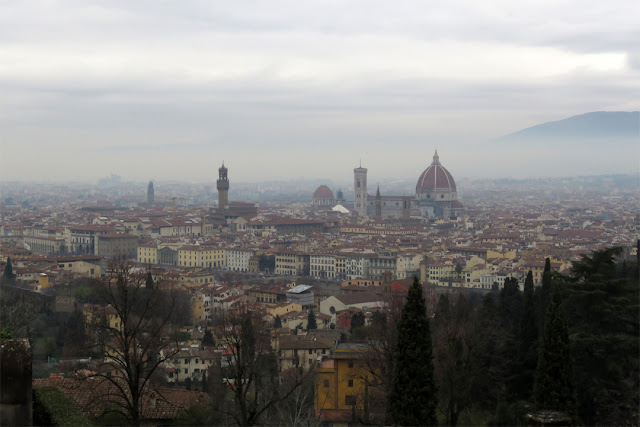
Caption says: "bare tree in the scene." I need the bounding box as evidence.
[214,304,311,426]
[87,257,180,426]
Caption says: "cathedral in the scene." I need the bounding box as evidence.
[353,150,464,219]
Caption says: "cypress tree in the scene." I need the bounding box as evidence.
[388,276,437,426]
[3,257,14,279]
[201,371,208,393]
[274,314,282,329]
[307,309,317,330]
[534,287,575,414]
[145,272,154,289]
[516,270,538,397]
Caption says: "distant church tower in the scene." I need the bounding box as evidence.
[353,163,368,216]
[375,186,382,219]
[217,162,229,210]
[147,181,154,203]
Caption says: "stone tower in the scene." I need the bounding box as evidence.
[217,162,229,210]
[147,181,154,203]
[353,163,368,217]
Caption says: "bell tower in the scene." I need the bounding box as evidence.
[353,162,368,217]
[217,162,229,210]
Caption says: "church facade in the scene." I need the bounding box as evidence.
[359,151,464,219]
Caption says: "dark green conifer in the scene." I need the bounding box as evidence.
[307,309,317,330]
[145,272,154,289]
[516,270,538,397]
[274,314,282,329]
[3,257,14,279]
[534,287,575,414]
[388,276,437,426]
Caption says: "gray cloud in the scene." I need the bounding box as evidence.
[0,0,638,182]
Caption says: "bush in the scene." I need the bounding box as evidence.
[33,386,91,426]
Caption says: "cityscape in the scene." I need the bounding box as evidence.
[1,1,639,426]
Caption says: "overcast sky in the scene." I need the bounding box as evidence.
[1,0,638,184]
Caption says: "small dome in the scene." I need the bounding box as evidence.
[313,185,335,200]
[416,150,457,194]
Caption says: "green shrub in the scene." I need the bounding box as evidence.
[33,386,91,426]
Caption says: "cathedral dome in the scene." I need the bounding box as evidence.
[416,150,457,195]
[313,185,334,199]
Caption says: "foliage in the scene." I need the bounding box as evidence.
[433,293,481,426]
[273,314,282,329]
[201,329,215,346]
[350,311,365,330]
[534,288,575,414]
[145,272,154,290]
[33,385,91,426]
[307,309,317,330]
[516,270,537,399]
[2,256,15,279]
[170,330,191,343]
[172,404,220,426]
[388,276,437,426]
[562,247,639,425]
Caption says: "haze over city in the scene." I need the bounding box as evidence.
[1,0,639,183]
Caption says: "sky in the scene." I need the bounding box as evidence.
[1,0,638,184]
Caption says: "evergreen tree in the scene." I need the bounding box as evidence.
[201,371,208,393]
[145,272,154,289]
[274,314,282,329]
[202,329,215,347]
[534,287,575,414]
[563,247,639,425]
[185,377,192,391]
[3,257,14,279]
[350,312,365,330]
[307,309,317,330]
[388,276,437,426]
[516,270,538,398]
[536,258,553,336]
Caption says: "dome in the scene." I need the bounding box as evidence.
[416,150,457,195]
[313,185,335,200]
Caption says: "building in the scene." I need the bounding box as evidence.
[312,185,336,206]
[147,181,154,203]
[285,284,314,307]
[95,234,138,260]
[355,150,464,219]
[216,163,229,210]
[315,343,381,423]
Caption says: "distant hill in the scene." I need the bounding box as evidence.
[494,111,639,142]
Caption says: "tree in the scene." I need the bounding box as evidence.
[201,371,208,393]
[534,287,575,414]
[433,293,480,426]
[388,276,437,426]
[516,270,537,398]
[88,257,181,426]
[215,305,310,426]
[274,314,282,329]
[3,256,14,279]
[562,247,639,425]
[307,309,317,330]
[145,272,154,290]
[350,312,365,330]
[202,329,215,347]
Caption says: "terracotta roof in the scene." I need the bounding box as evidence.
[416,151,457,193]
[313,185,335,200]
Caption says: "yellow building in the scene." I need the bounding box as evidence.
[137,244,158,264]
[315,343,381,424]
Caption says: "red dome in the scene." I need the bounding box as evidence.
[313,185,335,199]
[416,151,457,193]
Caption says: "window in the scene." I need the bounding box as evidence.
[195,359,199,364]
[184,369,188,374]
[308,349,313,355]
[345,395,356,406]
[185,359,189,364]
[323,379,329,388]
[348,361,354,368]
[348,379,354,387]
